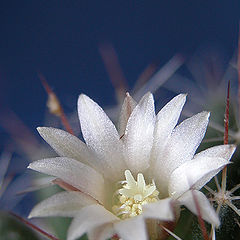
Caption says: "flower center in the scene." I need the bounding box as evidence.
[112,170,159,219]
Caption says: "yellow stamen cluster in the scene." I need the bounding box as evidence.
[112,170,159,219]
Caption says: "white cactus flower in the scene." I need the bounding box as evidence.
[28,92,236,240]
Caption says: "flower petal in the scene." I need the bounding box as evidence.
[88,223,115,240]
[28,191,97,218]
[124,92,155,174]
[37,127,99,169]
[118,92,137,137]
[168,156,229,199]
[165,111,210,168]
[178,190,220,227]
[151,94,186,164]
[153,111,210,195]
[142,198,174,221]
[194,144,236,161]
[114,216,147,240]
[67,205,118,240]
[78,94,126,181]
[28,157,105,203]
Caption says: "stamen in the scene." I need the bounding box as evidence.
[112,170,159,219]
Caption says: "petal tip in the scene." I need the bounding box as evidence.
[78,93,89,101]
[198,111,210,121]
[142,91,153,100]
[229,144,237,152]
[28,208,37,219]
[37,127,53,137]
[37,126,45,133]
[204,111,211,118]
[139,92,154,107]
[27,163,32,169]
[78,94,95,111]
[226,144,237,158]
[177,93,187,104]
[179,93,188,98]
[78,94,88,104]
[148,92,154,99]
[27,162,37,170]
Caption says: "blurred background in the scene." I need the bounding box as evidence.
[0,1,240,239]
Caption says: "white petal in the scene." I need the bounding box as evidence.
[168,156,229,199]
[142,198,174,221]
[28,157,105,203]
[28,191,97,218]
[151,94,186,164]
[118,92,137,137]
[67,205,118,240]
[178,190,220,227]
[153,111,210,195]
[18,176,55,194]
[124,92,155,174]
[194,144,236,161]
[78,94,126,181]
[165,111,210,168]
[37,127,99,169]
[114,216,147,240]
[88,224,115,240]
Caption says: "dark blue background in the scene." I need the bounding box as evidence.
[0,0,239,130]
